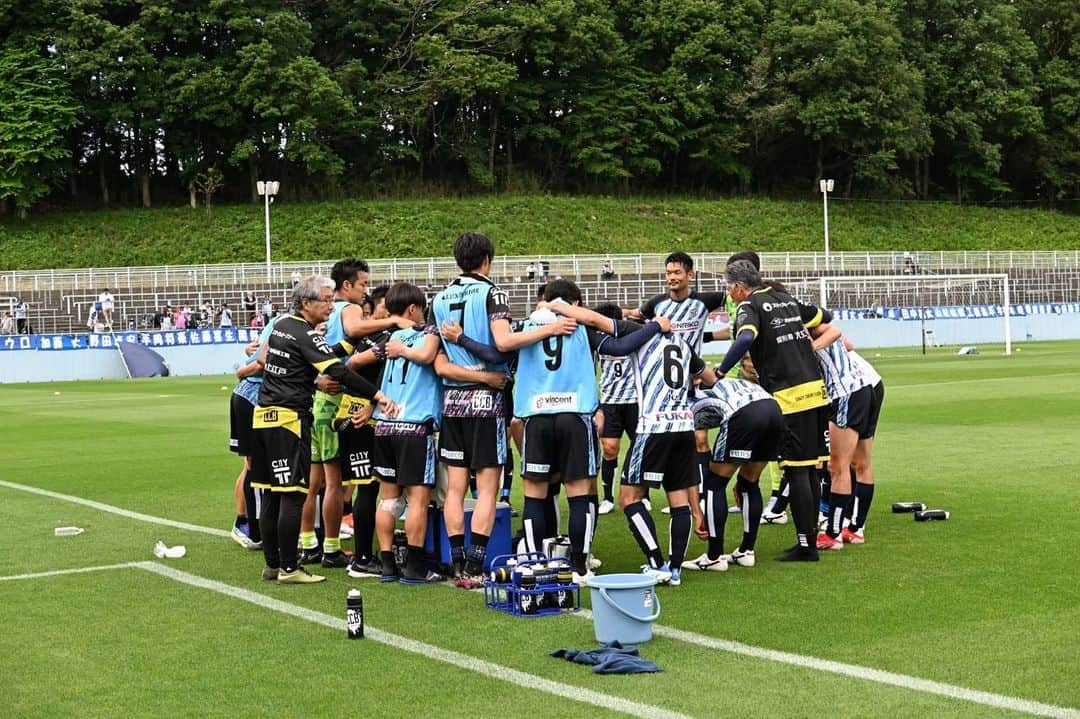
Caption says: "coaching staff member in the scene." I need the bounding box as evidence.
[252,276,396,584]
[715,261,832,561]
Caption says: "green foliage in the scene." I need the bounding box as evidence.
[0,195,1076,270]
[0,39,78,215]
[0,0,1076,212]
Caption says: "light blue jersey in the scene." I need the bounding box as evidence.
[432,274,511,387]
[514,323,599,417]
[374,325,443,426]
[323,299,351,347]
[233,317,279,402]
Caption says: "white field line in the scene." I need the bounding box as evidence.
[0,562,142,582]
[886,371,1078,391]
[3,479,1078,718]
[136,562,689,719]
[0,480,230,538]
[577,609,1078,719]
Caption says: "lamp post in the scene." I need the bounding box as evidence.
[256,180,280,275]
[819,178,834,270]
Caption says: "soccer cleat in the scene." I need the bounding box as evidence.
[728,505,741,514]
[299,548,323,565]
[641,563,672,585]
[760,509,788,525]
[681,553,728,572]
[728,548,756,567]
[642,498,653,512]
[841,527,865,545]
[380,563,402,583]
[339,524,354,540]
[231,525,256,549]
[400,569,445,585]
[321,551,350,569]
[816,532,844,551]
[598,499,616,515]
[776,545,820,562]
[817,512,828,531]
[453,573,484,590]
[260,566,279,581]
[277,567,326,584]
[668,568,682,587]
[347,558,382,578]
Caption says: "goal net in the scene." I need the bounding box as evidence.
[775,273,1013,354]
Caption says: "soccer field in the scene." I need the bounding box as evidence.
[2,341,1078,719]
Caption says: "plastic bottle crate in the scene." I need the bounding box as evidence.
[483,553,580,618]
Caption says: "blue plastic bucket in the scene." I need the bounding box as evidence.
[588,573,661,644]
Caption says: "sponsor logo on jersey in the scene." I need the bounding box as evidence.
[526,463,551,474]
[440,449,465,461]
[730,449,752,459]
[533,392,577,411]
[374,465,396,477]
[644,472,665,483]
[349,451,371,478]
[271,458,291,485]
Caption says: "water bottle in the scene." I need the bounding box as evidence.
[555,568,575,610]
[54,527,85,536]
[891,502,926,513]
[346,588,364,639]
[518,568,537,615]
[914,509,950,521]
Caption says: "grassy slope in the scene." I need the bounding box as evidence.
[1,342,1078,717]
[2,195,1079,270]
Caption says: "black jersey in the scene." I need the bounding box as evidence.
[258,314,378,412]
[734,287,828,415]
[638,291,726,353]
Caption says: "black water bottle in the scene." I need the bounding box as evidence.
[346,588,365,639]
[892,502,926,513]
[914,509,950,521]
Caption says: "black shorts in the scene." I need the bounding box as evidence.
[832,385,877,438]
[373,422,436,487]
[778,405,830,468]
[600,403,638,440]
[229,393,255,456]
[623,431,697,492]
[520,413,600,482]
[250,406,312,493]
[339,423,376,486]
[712,399,784,464]
[439,416,507,470]
[864,382,885,439]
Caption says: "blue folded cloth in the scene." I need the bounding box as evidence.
[550,641,660,674]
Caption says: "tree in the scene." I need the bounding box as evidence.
[0,39,78,217]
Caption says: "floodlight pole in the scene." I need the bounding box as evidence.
[819,179,835,270]
[257,180,280,277]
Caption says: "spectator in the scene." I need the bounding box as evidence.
[601,259,616,281]
[98,288,114,328]
[250,312,265,329]
[540,259,550,280]
[291,270,302,286]
[182,305,193,327]
[173,306,187,330]
[219,303,234,328]
[161,307,173,331]
[903,252,917,274]
[15,299,29,334]
[526,262,537,281]
[152,306,166,329]
[1,311,12,334]
[87,304,101,332]
[261,296,273,325]
[243,290,257,324]
[201,300,213,326]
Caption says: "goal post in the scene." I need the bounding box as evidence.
[777,273,1013,354]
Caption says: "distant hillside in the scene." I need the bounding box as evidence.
[2,196,1078,271]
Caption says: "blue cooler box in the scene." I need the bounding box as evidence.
[425,498,512,571]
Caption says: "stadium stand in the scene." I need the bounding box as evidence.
[3,251,1079,335]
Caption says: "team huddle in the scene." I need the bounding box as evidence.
[227,234,885,588]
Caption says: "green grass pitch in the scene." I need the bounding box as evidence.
[1,341,1078,718]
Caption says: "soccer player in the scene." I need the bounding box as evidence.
[300,259,410,569]
[684,372,785,570]
[432,232,574,585]
[715,261,832,562]
[551,300,698,586]
[844,347,884,541]
[361,282,449,584]
[228,337,267,550]
[630,252,727,512]
[810,330,885,547]
[593,302,639,515]
[514,280,665,581]
[251,276,395,584]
